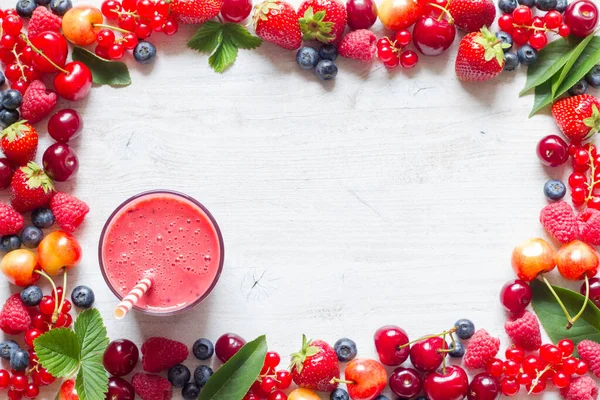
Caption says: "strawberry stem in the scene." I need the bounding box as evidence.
[20,34,68,75]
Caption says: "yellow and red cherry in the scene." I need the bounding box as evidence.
[30,31,68,74]
[339,358,387,400]
[37,231,82,276]
[0,249,40,286]
[378,0,428,31]
[557,240,599,280]
[511,238,556,282]
[54,61,93,101]
[62,5,103,45]
[287,388,320,400]
[423,365,469,400]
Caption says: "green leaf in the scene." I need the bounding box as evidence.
[222,23,262,50]
[34,328,80,377]
[520,38,579,95]
[199,335,267,400]
[187,21,223,54]
[552,34,597,96]
[556,37,600,96]
[71,47,131,86]
[529,79,554,117]
[76,359,108,400]
[209,36,238,73]
[531,280,600,352]
[75,309,109,362]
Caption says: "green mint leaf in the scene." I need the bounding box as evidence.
[199,335,267,400]
[71,47,131,87]
[76,359,109,400]
[531,280,600,354]
[34,328,80,377]
[551,34,597,96]
[75,309,109,363]
[520,37,580,96]
[222,23,262,50]
[209,36,238,73]
[556,36,600,97]
[187,21,223,54]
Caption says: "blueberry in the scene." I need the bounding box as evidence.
[330,388,350,400]
[0,340,19,361]
[192,338,214,360]
[31,207,55,229]
[518,0,534,6]
[569,79,588,96]
[0,109,20,128]
[517,45,538,65]
[555,0,568,12]
[182,382,201,400]
[544,179,567,200]
[20,226,43,248]
[0,71,5,88]
[586,65,600,88]
[20,286,43,306]
[71,285,95,308]
[315,60,338,80]
[2,90,22,110]
[454,318,475,339]
[319,44,338,61]
[193,365,213,387]
[16,0,37,17]
[535,0,557,10]
[448,340,465,358]
[35,0,51,4]
[133,41,156,64]
[496,31,513,52]
[168,364,191,388]
[296,46,320,69]
[0,235,21,253]
[333,338,357,362]
[10,348,29,371]
[49,0,72,15]
[498,0,518,12]
[504,52,519,71]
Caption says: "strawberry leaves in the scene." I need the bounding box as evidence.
[299,7,334,43]
[188,21,262,73]
[289,334,321,374]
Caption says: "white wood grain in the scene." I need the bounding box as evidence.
[0,2,578,397]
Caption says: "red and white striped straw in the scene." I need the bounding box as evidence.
[113,277,153,319]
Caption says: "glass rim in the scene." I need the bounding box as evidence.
[97,189,225,317]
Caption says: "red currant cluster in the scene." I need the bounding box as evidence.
[0,364,53,400]
[487,339,589,396]
[243,351,292,400]
[567,143,600,207]
[376,31,419,70]
[498,6,569,50]
[96,0,177,60]
[0,11,35,95]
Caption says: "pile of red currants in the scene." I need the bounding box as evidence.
[376,32,419,70]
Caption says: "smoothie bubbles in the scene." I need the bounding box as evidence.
[99,190,224,316]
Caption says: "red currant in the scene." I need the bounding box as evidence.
[61,300,72,313]
[23,66,40,82]
[0,34,16,49]
[531,16,544,28]
[558,24,571,37]
[517,371,534,385]
[500,376,519,396]
[384,55,400,68]
[400,50,418,68]
[136,0,155,18]
[122,0,137,10]
[0,48,15,64]
[108,43,126,60]
[39,296,55,316]
[97,29,116,47]
[529,32,548,50]
[504,359,520,376]
[275,370,291,389]
[513,5,533,24]
[24,328,43,348]
[122,33,138,49]
[260,377,276,393]
[569,172,587,188]
[588,196,600,210]
[576,360,589,375]
[526,378,546,394]
[0,370,9,389]
[486,358,504,377]
[4,64,22,82]
[10,79,28,95]
[378,46,395,62]
[38,368,55,385]
[544,10,563,29]
[162,19,178,35]
[23,384,39,399]
[377,37,390,50]
[572,186,587,205]
[7,389,22,400]
[32,314,49,331]
[512,27,530,45]
[118,14,137,31]
[505,346,525,363]
[95,44,110,59]
[265,351,280,369]
[552,370,570,388]
[522,355,543,374]
[540,344,562,365]
[562,356,578,375]
[574,148,590,165]
[558,339,575,357]
[155,0,169,15]
[135,22,152,39]
[11,374,28,391]
[101,0,123,18]
[2,15,23,36]
[498,14,515,32]
[267,391,287,400]
[395,30,412,47]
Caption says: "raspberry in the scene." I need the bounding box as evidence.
[578,208,600,246]
[49,192,89,232]
[560,376,598,400]
[0,294,32,335]
[0,203,24,235]
[504,310,542,351]
[132,373,172,400]
[463,329,500,369]
[539,201,578,243]
[141,337,188,373]
[337,29,377,62]
[27,6,62,38]
[20,80,58,124]
[577,340,600,378]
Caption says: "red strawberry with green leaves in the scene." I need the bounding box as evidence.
[298,0,347,43]
[455,26,506,82]
[448,0,496,32]
[552,94,600,142]
[1,121,38,167]
[10,162,54,213]
[169,0,224,24]
[253,0,302,50]
[290,335,340,392]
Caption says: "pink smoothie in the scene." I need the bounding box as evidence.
[100,191,223,314]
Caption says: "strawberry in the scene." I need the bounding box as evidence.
[169,0,224,24]
[1,121,38,167]
[455,27,505,82]
[253,0,302,50]
[448,0,496,32]
[298,0,347,43]
[551,94,600,143]
[290,335,340,392]
[10,162,54,213]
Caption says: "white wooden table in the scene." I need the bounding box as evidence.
[0,3,572,397]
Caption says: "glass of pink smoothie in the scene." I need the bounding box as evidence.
[98,190,224,316]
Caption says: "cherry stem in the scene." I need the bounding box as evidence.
[438,332,456,354]
[541,275,577,329]
[441,333,448,374]
[92,23,132,34]
[20,34,68,74]
[10,44,27,82]
[428,3,453,22]
[568,275,590,329]
[397,327,457,349]
[330,378,354,385]
[56,269,68,318]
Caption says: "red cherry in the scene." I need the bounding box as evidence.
[346,0,378,30]
[106,376,135,400]
[48,109,82,143]
[54,61,93,101]
[467,372,500,400]
[42,143,79,182]
[423,365,469,400]
[410,337,447,372]
[581,277,600,308]
[30,31,69,74]
[536,134,569,167]
[564,0,598,37]
[103,339,139,377]
[412,15,456,56]
[215,333,246,363]
[389,367,422,398]
[499,279,532,313]
[0,158,13,189]
[374,325,410,366]
[400,50,418,68]
[221,0,253,23]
